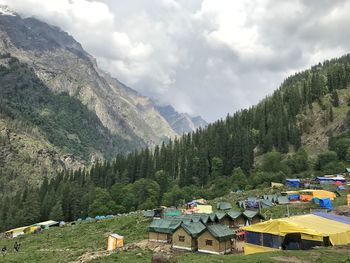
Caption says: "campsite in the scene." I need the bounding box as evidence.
[0,179,349,263]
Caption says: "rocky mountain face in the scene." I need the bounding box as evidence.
[0,11,178,145]
[0,8,183,191]
[156,105,208,134]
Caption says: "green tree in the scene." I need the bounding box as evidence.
[49,201,64,221]
[231,167,248,189]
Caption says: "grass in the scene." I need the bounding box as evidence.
[0,214,150,263]
[88,246,350,263]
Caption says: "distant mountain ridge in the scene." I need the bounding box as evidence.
[156,105,208,134]
[0,8,200,192]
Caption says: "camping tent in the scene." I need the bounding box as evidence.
[271,182,284,188]
[242,214,350,255]
[316,176,346,185]
[312,212,350,225]
[319,198,333,211]
[217,202,232,210]
[260,199,273,208]
[276,196,289,205]
[299,190,336,201]
[286,179,300,188]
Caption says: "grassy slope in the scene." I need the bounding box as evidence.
[0,187,348,263]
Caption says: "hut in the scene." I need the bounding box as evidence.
[106,234,124,251]
[243,210,264,225]
[148,219,181,243]
[197,224,234,255]
[172,222,206,251]
[215,211,230,225]
[227,211,245,228]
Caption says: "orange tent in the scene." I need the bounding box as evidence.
[299,190,336,202]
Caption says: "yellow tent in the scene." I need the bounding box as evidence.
[242,214,350,255]
[194,205,213,214]
[299,189,336,201]
[24,226,41,234]
[5,226,29,238]
[106,234,124,251]
[271,182,284,188]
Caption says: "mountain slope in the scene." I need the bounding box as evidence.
[157,105,208,134]
[0,10,177,149]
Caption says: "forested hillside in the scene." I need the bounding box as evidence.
[0,54,142,194]
[1,55,350,232]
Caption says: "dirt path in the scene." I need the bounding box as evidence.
[271,256,309,263]
[70,250,110,263]
[69,239,172,263]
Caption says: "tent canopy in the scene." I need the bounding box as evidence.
[277,196,289,204]
[217,202,232,210]
[286,179,300,187]
[319,198,332,210]
[242,214,350,246]
[299,190,336,200]
[313,212,350,225]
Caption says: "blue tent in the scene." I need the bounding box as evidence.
[319,198,332,211]
[286,193,300,201]
[286,179,300,188]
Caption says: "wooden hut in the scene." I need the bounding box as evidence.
[227,211,245,228]
[148,219,181,243]
[172,222,206,251]
[197,224,234,255]
[243,210,264,225]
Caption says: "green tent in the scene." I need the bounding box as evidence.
[277,196,289,205]
[260,199,273,208]
[143,210,154,217]
[164,208,182,217]
[217,202,232,210]
[206,224,234,241]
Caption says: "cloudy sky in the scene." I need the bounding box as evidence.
[2,0,350,121]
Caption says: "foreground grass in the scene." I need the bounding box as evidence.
[89,246,350,263]
[0,214,149,263]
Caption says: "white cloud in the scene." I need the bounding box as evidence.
[3,0,350,121]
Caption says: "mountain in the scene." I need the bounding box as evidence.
[0,8,177,148]
[0,8,186,192]
[156,105,208,134]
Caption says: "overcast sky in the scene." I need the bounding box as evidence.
[2,0,350,121]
